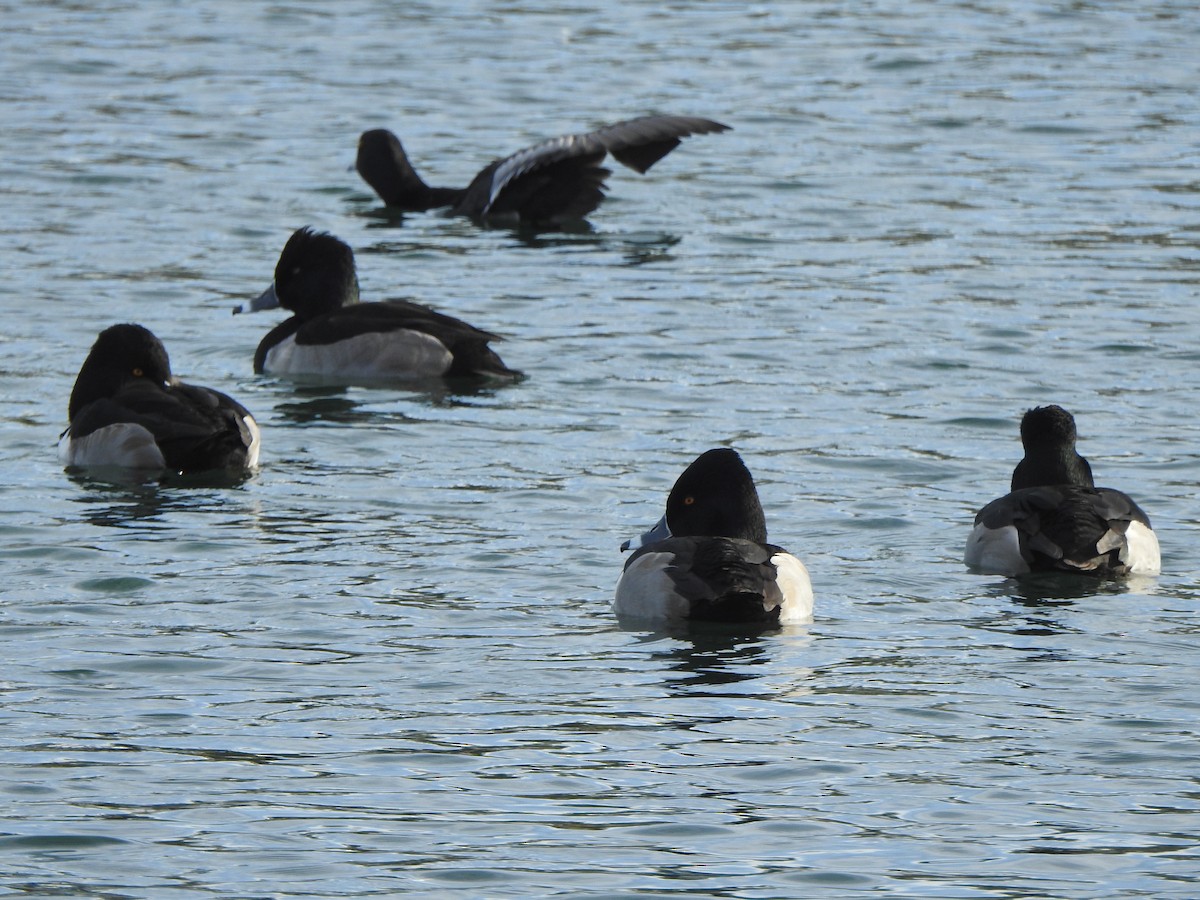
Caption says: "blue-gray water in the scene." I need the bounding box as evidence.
[3,1,1200,896]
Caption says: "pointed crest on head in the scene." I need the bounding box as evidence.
[272,227,361,316]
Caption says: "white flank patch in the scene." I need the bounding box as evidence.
[59,423,166,470]
[964,523,1030,576]
[1123,521,1161,575]
[264,331,453,379]
[772,552,815,623]
[613,552,692,622]
[243,415,262,468]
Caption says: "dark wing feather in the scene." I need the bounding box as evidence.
[976,485,1152,574]
[72,380,253,473]
[461,155,611,222]
[290,300,502,346]
[458,115,729,222]
[159,382,256,472]
[282,301,518,379]
[457,145,610,221]
[587,114,730,173]
[626,535,784,624]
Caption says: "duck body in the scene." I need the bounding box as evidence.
[618,534,813,625]
[356,114,729,226]
[60,324,260,475]
[246,228,518,381]
[615,448,814,626]
[966,484,1159,576]
[964,405,1160,577]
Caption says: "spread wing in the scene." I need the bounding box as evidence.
[457,115,730,222]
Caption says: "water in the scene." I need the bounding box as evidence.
[3,0,1199,896]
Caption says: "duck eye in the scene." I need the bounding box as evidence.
[683,496,695,506]
[131,367,144,377]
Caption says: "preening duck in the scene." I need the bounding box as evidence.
[615,448,814,625]
[242,227,519,382]
[355,114,729,226]
[964,405,1160,577]
[59,324,260,475]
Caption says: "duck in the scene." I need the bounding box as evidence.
[355,114,730,226]
[964,405,1160,576]
[59,323,260,475]
[241,227,520,381]
[615,448,814,625]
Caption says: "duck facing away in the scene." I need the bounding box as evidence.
[615,448,814,626]
[243,228,519,382]
[59,324,260,475]
[964,405,1160,577]
[355,114,730,226]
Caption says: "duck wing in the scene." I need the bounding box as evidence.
[291,300,503,344]
[975,485,1154,574]
[456,115,730,223]
[289,300,518,379]
[70,380,254,473]
[159,381,258,472]
[625,535,787,624]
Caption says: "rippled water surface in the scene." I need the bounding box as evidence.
[3,1,1200,896]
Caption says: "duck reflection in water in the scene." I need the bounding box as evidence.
[65,475,226,529]
[968,570,1159,639]
[622,625,814,696]
[269,379,509,426]
[1001,570,1159,606]
[358,205,685,264]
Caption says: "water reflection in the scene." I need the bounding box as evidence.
[64,475,225,528]
[967,572,1160,639]
[270,378,515,425]
[974,605,1079,640]
[63,463,253,493]
[624,624,792,693]
[662,634,773,692]
[990,572,1159,607]
[263,394,364,427]
[271,385,376,426]
[359,206,410,229]
[508,230,682,264]
[353,201,682,263]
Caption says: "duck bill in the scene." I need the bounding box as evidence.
[234,282,281,315]
[620,514,671,552]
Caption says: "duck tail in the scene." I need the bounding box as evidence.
[447,339,523,381]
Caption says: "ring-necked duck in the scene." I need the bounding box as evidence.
[965,405,1160,576]
[59,323,260,474]
[242,227,519,381]
[355,114,729,226]
[615,448,814,625]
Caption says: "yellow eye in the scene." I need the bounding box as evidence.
[683,496,695,506]
[132,367,144,377]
